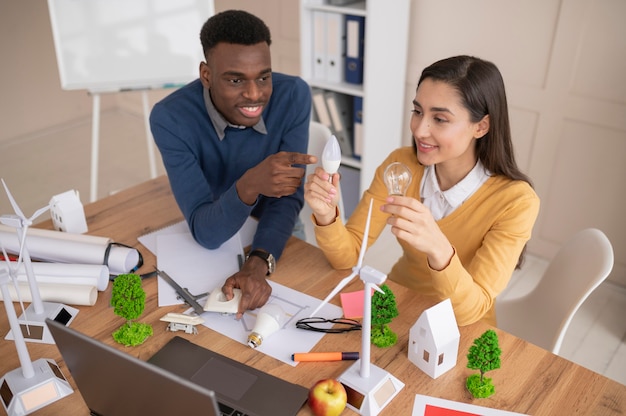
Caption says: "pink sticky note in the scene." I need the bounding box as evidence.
[340,289,374,319]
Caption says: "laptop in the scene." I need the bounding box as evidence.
[47,319,308,416]
[47,319,220,416]
[147,336,309,416]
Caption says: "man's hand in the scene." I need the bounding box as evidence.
[221,255,273,319]
[236,152,317,205]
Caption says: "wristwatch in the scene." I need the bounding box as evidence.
[247,249,276,276]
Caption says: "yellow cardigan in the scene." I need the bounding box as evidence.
[313,147,540,326]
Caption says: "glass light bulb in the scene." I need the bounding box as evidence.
[383,162,412,196]
[247,303,286,348]
[322,134,341,176]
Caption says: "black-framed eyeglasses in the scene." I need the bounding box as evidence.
[296,317,362,333]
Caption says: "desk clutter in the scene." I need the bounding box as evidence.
[1,176,624,416]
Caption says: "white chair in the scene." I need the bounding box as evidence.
[496,228,614,355]
[299,121,346,243]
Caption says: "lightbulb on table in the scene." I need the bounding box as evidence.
[322,134,341,182]
[247,303,286,348]
[384,162,412,196]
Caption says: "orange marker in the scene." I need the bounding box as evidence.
[291,352,359,362]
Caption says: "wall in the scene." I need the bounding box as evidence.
[400,0,626,287]
[0,0,299,145]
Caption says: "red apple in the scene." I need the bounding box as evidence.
[308,378,347,416]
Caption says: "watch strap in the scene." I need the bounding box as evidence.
[247,249,273,275]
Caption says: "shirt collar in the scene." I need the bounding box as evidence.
[203,87,267,140]
[421,161,491,209]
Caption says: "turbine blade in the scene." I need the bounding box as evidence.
[1,178,26,219]
[29,204,50,223]
[372,283,385,295]
[308,271,358,317]
[356,198,374,269]
[14,226,28,273]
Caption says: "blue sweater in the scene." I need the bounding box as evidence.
[149,73,311,259]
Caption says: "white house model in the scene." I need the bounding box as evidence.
[408,298,460,379]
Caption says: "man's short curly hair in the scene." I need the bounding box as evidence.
[200,10,272,57]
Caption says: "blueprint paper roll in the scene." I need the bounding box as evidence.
[8,262,109,291]
[0,281,97,306]
[0,225,138,275]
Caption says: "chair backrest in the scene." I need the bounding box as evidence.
[497,228,614,354]
[302,121,345,223]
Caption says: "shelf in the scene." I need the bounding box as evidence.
[300,0,410,193]
[302,1,367,17]
[307,79,364,97]
[341,156,362,169]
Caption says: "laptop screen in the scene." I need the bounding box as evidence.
[46,319,220,416]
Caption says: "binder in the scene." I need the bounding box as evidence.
[345,15,365,85]
[337,165,360,218]
[353,96,363,160]
[312,10,327,80]
[325,12,345,83]
[324,90,353,157]
[311,87,332,131]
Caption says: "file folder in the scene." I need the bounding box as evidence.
[325,12,345,83]
[311,87,333,131]
[312,10,327,80]
[353,96,363,160]
[345,15,365,85]
[324,90,353,157]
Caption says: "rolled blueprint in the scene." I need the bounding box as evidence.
[0,225,139,275]
[0,281,97,306]
[7,262,109,291]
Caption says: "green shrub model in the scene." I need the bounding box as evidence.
[110,273,153,346]
[466,329,501,398]
[370,284,399,348]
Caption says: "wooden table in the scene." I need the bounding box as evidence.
[1,176,624,415]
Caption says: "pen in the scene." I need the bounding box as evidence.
[291,352,359,362]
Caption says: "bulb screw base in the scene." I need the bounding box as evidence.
[247,332,263,348]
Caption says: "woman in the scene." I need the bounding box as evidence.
[304,55,540,326]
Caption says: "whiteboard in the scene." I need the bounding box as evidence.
[47,0,214,92]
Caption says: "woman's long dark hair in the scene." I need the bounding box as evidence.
[416,55,533,267]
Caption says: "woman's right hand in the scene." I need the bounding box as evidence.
[304,166,340,226]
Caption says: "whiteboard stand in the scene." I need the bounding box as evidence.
[88,90,158,202]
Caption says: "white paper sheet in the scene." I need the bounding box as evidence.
[197,280,342,366]
[155,231,244,306]
[145,217,342,365]
[412,394,528,415]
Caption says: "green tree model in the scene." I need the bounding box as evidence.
[466,329,501,398]
[111,273,153,346]
[370,284,399,348]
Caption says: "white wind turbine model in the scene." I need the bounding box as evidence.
[308,199,404,416]
[0,178,78,345]
[0,248,73,415]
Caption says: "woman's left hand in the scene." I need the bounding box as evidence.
[381,196,454,270]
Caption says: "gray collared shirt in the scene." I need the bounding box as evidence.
[420,161,491,221]
[203,88,267,140]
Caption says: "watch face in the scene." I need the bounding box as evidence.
[267,253,276,274]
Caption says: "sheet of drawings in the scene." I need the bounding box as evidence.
[199,280,342,366]
[139,220,343,366]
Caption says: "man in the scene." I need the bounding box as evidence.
[150,10,315,318]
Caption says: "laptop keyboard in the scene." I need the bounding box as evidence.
[218,402,249,416]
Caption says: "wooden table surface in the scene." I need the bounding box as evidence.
[1,176,624,415]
